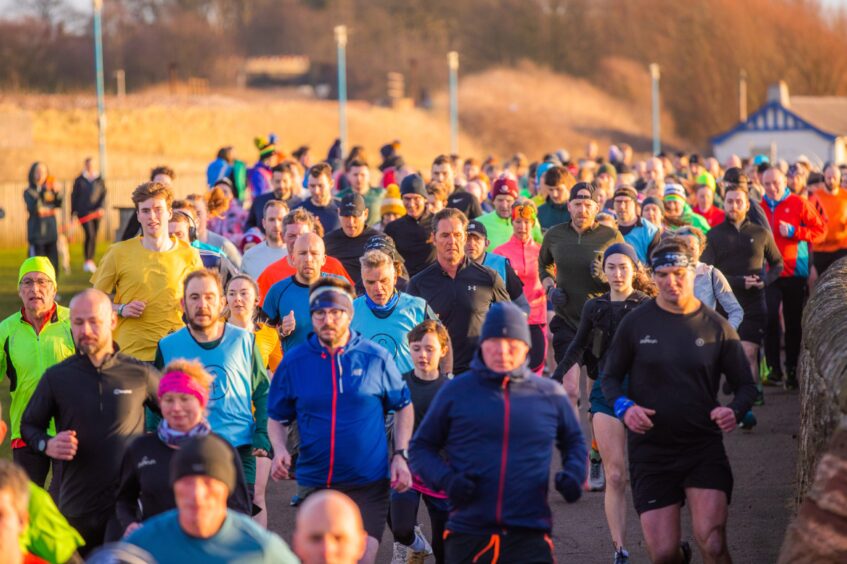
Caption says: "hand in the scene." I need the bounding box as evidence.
[547,286,568,307]
[271,448,292,481]
[280,311,296,338]
[121,301,146,319]
[46,430,78,461]
[779,221,795,238]
[390,455,412,493]
[710,406,737,433]
[252,448,269,458]
[623,405,655,434]
[555,470,582,503]
[744,275,764,290]
[123,522,141,537]
[446,472,478,506]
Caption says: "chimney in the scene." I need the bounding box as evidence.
[767,80,790,108]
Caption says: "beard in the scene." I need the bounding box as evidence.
[187,309,218,332]
[77,336,108,356]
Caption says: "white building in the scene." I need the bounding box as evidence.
[711,81,847,166]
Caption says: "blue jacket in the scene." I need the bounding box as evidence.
[410,354,587,534]
[621,217,659,264]
[268,331,411,488]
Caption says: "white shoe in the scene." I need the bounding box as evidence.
[83,260,97,273]
[406,526,433,563]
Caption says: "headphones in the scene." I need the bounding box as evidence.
[172,209,197,242]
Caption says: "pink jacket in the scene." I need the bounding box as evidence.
[494,236,547,325]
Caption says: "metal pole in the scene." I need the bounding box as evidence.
[448,51,459,155]
[334,25,348,160]
[649,63,661,155]
[93,0,107,180]
[739,69,748,122]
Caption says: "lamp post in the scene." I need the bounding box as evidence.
[334,25,348,160]
[649,63,661,156]
[93,0,107,179]
[448,51,459,155]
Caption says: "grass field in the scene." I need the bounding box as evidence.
[0,243,108,460]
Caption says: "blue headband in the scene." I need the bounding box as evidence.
[650,251,693,271]
[309,286,353,315]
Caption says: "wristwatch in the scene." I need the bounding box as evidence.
[393,448,409,461]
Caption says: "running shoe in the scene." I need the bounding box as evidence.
[391,542,408,564]
[739,411,757,431]
[613,547,630,564]
[680,541,692,564]
[588,456,606,492]
[406,526,433,563]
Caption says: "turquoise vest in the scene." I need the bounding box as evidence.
[158,324,255,447]
[483,252,509,285]
[351,293,432,373]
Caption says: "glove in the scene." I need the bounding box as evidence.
[446,472,478,506]
[547,286,568,307]
[555,470,582,503]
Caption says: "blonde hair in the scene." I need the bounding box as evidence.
[161,359,214,394]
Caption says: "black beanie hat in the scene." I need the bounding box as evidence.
[400,174,427,197]
[170,435,237,493]
[480,302,531,347]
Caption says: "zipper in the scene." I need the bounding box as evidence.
[98,368,103,412]
[327,350,338,487]
[495,376,511,524]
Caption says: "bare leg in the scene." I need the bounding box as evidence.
[252,456,271,527]
[686,488,732,564]
[740,341,759,385]
[640,504,684,563]
[593,413,628,551]
[361,536,379,564]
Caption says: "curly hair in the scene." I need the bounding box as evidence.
[161,358,214,395]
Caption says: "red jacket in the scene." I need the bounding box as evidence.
[762,192,825,278]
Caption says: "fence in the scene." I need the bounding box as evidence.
[0,175,206,249]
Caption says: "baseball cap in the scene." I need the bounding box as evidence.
[613,185,638,202]
[339,193,366,217]
[466,220,488,239]
[170,435,237,493]
[491,176,519,200]
[400,174,427,198]
[569,182,595,202]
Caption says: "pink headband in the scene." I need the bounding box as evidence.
[158,371,208,408]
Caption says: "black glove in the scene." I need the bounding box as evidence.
[555,470,582,503]
[446,472,479,506]
[547,286,568,307]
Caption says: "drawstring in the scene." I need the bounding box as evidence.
[472,534,501,563]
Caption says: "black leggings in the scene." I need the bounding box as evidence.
[765,277,807,376]
[12,445,61,499]
[389,489,449,564]
[31,242,59,281]
[81,219,100,261]
[528,324,547,373]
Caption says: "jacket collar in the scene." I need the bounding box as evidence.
[469,351,534,383]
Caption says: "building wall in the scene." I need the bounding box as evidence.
[713,130,835,166]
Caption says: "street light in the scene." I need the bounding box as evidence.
[93,0,107,179]
[334,25,348,160]
[649,63,661,156]
[448,51,459,155]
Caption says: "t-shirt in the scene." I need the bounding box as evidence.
[294,199,341,233]
[126,510,298,564]
[256,256,353,300]
[261,277,313,353]
[240,242,288,280]
[403,371,450,430]
[91,237,204,361]
[324,226,380,285]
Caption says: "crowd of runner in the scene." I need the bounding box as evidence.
[5,139,846,564]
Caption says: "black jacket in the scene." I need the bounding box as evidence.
[71,174,107,218]
[21,350,160,518]
[24,185,62,245]
[384,213,436,276]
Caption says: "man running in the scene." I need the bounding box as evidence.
[613,185,660,264]
[294,162,341,233]
[241,200,290,279]
[434,154,482,219]
[324,193,381,286]
[601,239,757,564]
[809,164,847,276]
[384,175,436,276]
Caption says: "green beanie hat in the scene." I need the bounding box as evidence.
[18,256,56,286]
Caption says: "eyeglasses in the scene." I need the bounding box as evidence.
[312,309,347,320]
[20,278,52,289]
[511,205,537,222]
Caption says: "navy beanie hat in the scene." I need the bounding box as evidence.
[603,242,639,268]
[480,302,531,347]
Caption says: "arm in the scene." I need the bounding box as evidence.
[554,301,595,382]
[538,233,555,284]
[721,333,758,419]
[390,403,414,492]
[794,199,827,244]
[409,386,455,492]
[555,387,588,488]
[250,341,271,454]
[491,269,511,303]
[20,374,58,454]
[762,230,784,285]
[114,444,142,532]
[711,268,744,329]
[144,364,161,415]
[267,359,296,479]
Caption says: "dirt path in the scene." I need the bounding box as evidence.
[263,385,799,563]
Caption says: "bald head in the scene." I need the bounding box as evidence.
[292,232,327,285]
[294,491,366,564]
[70,289,116,359]
[645,157,664,182]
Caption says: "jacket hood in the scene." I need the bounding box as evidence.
[305,329,364,354]
[469,350,534,382]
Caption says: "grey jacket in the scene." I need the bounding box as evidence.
[694,262,744,329]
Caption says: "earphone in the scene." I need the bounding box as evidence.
[172,209,198,242]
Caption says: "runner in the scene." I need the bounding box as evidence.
[0,258,74,490]
[241,200,290,280]
[156,269,270,503]
[383,175,436,276]
[0,460,49,564]
[293,491,367,564]
[475,176,543,250]
[662,184,710,233]
[267,278,414,564]
[464,219,530,314]
[809,164,847,276]
[294,163,341,233]
[324,193,381,286]
[21,289,161,555]
[410,302,587,564]
[70,157,106,273]
[613,185,660,264]
[554,243,653,564]
[246,162,302,231]
[91,181,203,362]
[434,154,482,219]
[168,205,238,286]
[407,208,509,374]
[389,320,451,564]
[601,239,757,564]
[334,159,385,226]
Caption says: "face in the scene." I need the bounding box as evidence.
[645,159,663,182]
[0,490,25,562]
[308,173,332,206]
[427,194,445,214]
[724,190,749,223]
[410,333,445,375]
[262,205,287,244]
[568,197,598,229]
[225,278,258,320]
[612,196,636,223]
[152,173,173,187]
[168,220,191,243]
[70,294,116,356]
[174,476,229,537]
[284,222,311,255]
[663,198,683,218]
[312,308,351,348]
[381,213,398,226]
[548,183,569,204]
[435,217,466,264]
[347,166,370,193]
[340,211,368,238]
[653,266,694,305]
[696,187,714,211]
[825,167,841,192]
[19,272,56,315]
[183,276,222,332]
[762,169,786,201]
[160,392,203,432]
[272,171,294,199]
[493,194,515,219]
[294,505,366,564]
[481,337,530,373]
[431,163,454,189]
[642,203,662,225]
[604,254,635,293]
[361,263,396,305]
[137,197,171,238]
[402,194,427,219]
[464,163,480,180]
[512,216,533,241]
[293,236,327,283]
[464,234,487,262]
[464,181,484,203]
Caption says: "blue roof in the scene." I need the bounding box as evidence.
[710,100,838,145]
